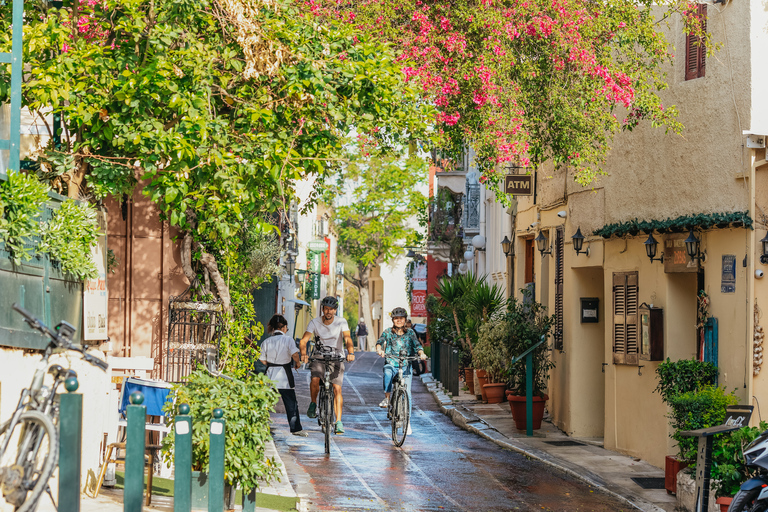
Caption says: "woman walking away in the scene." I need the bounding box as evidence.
[356,320,369,351]
[260,314,307,436]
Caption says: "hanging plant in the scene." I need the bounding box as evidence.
[39,200,100,280]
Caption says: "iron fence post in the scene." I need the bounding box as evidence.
[208,408,225,512]
[59,376,82,511]
[450,348,459,396]
[432,342,440,382]
[174,404,192,512]
[124,391,146,512]
[526,351,533,436]
[440,342,449,390]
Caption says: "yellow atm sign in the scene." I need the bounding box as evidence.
[504,174,533,196]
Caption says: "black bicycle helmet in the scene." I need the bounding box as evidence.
[320,296,339,309]
[390,307,408,318]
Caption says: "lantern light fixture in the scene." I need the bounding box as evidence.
[572,227,590,256]
[463,249,475,261]
[644,233,664,263]
[684,228,706,263]
[501,236,512,258]
[760,232,768,265]
[535,230,552,256]
[284,254,296,276]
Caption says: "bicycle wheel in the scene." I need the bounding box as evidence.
[317,387,326,429]
[0,410,58,512]
[391,389,410,447]
[324,387,334,454]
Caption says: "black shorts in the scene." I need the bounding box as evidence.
[310,360,345,386]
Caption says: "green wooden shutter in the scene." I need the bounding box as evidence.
[613,272,638,364]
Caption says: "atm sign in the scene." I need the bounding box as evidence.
[504,174,533,196]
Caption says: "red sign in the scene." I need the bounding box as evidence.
[321,237,331,275]
[411,290,427,317]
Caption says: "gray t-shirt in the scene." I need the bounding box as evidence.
[306,316,350,353]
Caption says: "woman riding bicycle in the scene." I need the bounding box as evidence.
[375,307,427,434]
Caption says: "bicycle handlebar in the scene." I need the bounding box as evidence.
[309,340,345,362]
[13,303,109,372]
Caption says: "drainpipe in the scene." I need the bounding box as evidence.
[477,183,487,276]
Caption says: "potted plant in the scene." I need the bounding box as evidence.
[654,358,718,494]
[162,368,280,510]
[504,290,555,430]
[710,422,768,510]
[475,320,511,404]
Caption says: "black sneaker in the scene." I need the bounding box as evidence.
[307,402,317,418]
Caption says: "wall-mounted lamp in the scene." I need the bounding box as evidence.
[284,254,296,276]
[572,227,590,256]
[406,249,417,259]
[458,262,469,274]
[501,236,512,258]
[760,232,768,265]
[472,235,486,251]
[535,231,552,256]
[684,228,706,263]
[463,249,475,261]
[643,233,664,263]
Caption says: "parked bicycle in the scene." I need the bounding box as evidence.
[388,351,421,447]
[309,341,344,454]
[0,303,108,512]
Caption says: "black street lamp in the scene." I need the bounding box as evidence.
[535,231,551,256]
[760,232,768,265]
[501,236,512,257]
[285,254,296,276]
[644,233,664,263]
[572,227,589,256]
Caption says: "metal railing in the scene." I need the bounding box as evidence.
[430,342,459,397]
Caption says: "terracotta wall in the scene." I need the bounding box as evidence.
[104,187,188,378]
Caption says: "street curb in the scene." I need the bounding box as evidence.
[419,375,666,512]
[263,437,307,512]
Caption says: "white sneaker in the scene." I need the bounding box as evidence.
[406,423,412,435]
[378,398,388,408]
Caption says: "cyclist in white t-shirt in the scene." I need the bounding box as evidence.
[299,296,355,434]
[260,314,306,436]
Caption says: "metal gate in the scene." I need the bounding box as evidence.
[166,286,223,382]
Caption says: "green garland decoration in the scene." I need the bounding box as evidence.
[593,211,753,239]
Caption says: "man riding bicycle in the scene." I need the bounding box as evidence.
[376,307,427,435]
[299,296,355,435]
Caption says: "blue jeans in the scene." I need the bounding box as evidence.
[383,364,413,415]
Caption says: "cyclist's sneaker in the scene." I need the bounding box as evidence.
[378,398,388,408]
[335,420,345,434]
[307,402,317,418]
[292,430,308,437]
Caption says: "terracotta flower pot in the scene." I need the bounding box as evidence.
[464,368,475,395]
[476,369,489,401]
[716,497,733,512]
[664,455,689,495]
[507,394,548,430]
[483,383,506,404]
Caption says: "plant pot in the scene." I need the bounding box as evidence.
[483,383,506,404]
[476,370,489,401]
[664,455,689,495]
[715,496,733,512]
[464,368,475,395]
[507,394,548,430]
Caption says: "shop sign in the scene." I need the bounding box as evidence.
[504,174,533,196]
[664,234,698,273]
[309,251,321,273]
[307,239,329,252]
[411,290,427,317]
[84,211,108,340]
[309,272,321,299]
[320,237,331,275]
[722,255,736,293]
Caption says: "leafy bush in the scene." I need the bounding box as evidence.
[0,172,49,263]
[39,200,100,279]
[711,422,768,498]
[161,369,280,492]
[219,290,263,378]
[475,320,510,383]
[654,358,718,405]
[668,386,738,463]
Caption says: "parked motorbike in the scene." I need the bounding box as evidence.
[729,428,768,511]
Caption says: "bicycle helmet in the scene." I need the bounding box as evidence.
[320,296,339,309]
[390,307,408,318]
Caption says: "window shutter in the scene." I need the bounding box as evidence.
[685,5,706,81]
[554,227,564,351]
[613,272,639,364]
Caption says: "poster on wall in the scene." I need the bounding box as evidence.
[83,211,109,341]
[721,254,736,293]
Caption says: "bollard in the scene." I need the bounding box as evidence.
[124,391,146,512]
[243,489,256,512]
[440,342,449,389]
[174,404,192,512]
[59,376,82,512]
[208,408,225,512]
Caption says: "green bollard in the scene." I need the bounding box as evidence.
[208,408,225,512]
[124,391,146,512]
[243,489,256,512]
[526,351,533,437]
[174,404,192,512]
[59,376,82,512]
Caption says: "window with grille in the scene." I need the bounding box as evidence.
[685,4,707,81]
[554,227,564,351]
[613,272,639,365]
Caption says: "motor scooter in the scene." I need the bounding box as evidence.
[729,428,768,511]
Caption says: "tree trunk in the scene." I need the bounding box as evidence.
[199,251,231,314]
[343,265,375,340]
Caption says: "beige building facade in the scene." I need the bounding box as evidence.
[465,0,768,468]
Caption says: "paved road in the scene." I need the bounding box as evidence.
[270,352,632,511]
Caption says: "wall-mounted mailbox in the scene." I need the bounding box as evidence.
[580,298,599,323]
[640,303,664,361]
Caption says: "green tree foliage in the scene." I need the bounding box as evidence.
[324,152,428,330]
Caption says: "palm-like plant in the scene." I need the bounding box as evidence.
[467,280,507,321]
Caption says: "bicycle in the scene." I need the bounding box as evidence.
[309,341,344,454]
[388,351,422,447]
[0,303,108,512]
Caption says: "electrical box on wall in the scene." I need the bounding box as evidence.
[747,134,766,148]
[639,303,664,361]
[580,298,599,323]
